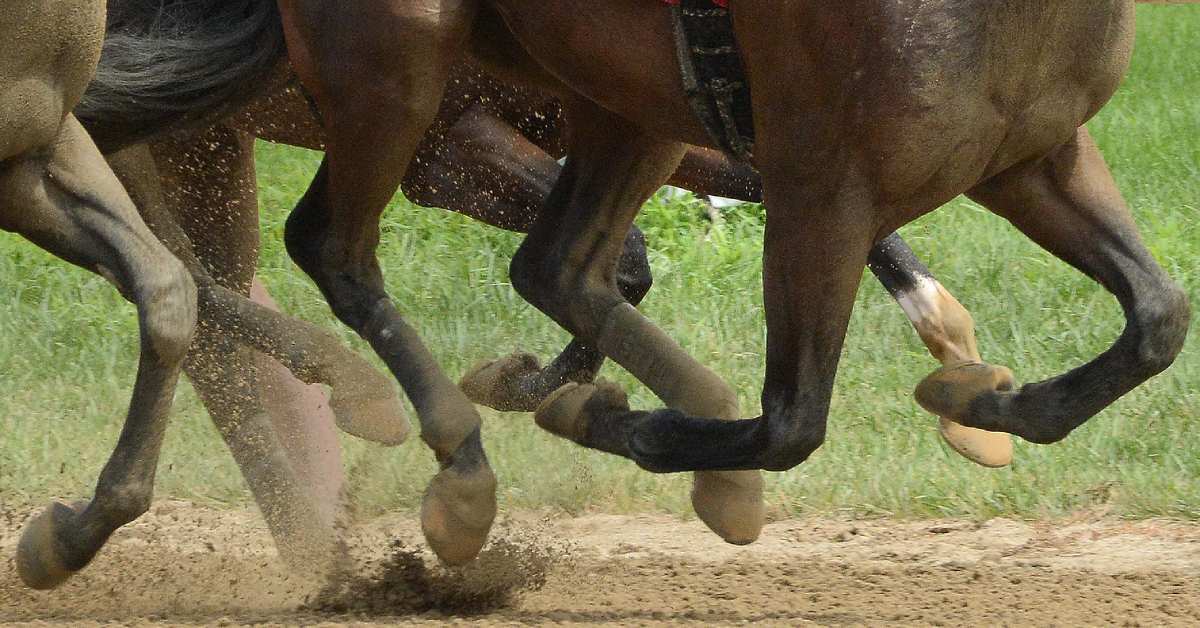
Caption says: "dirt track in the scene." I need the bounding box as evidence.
[2,501,1199,626]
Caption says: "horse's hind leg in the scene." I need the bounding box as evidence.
[2,117,197,589]
[917,128,1189,442]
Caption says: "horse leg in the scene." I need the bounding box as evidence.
[673,149,1013,466]
[916,128,1189,443]
[3,117,197,589]
[866,235,1013,467]
[414,107,656,411]
[279,0,495,565]
[107,138,410,443]
[105,140,340,568]
[506,101,764,543]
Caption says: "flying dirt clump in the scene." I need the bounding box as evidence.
[308,530,565,617]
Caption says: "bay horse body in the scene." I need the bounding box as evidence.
[273,0,1188,559]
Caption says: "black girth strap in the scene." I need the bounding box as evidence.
[669,1,755,162]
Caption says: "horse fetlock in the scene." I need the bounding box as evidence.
[421,459,498,566]
[1131,281,1190,376]
[418,395,483,458]
[675,372,738,421]
[760,421,826,472]
[94,481,155,526]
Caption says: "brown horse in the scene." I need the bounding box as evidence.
[1,0,198,590]
[271,0,1187,562]
[35,0,1008,578]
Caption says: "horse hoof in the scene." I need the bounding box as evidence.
[938,418,1013,468]
[459,352,543,412]
[915,362,1015,423]
[330,391,411,446]
[17,501,84,590]
[420,464,497,566]
[534,379,629,443]
[692,470,765,545]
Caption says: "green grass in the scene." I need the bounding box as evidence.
[1,7,1197,522]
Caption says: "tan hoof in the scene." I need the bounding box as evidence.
[17,502,83,590]
[692,470,765,545]
[420,464,498,566]
[915,362,1015,422]
[459,352,543,412]
[533,379,629,442]
[938,418,1013,468]
[330,391,411,446]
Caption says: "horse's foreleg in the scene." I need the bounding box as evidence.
[507,101,765,544]
[106,140,342,570]
[3,117,197,589]
[917,128,1189,443]
[280,0,495,566]
[674,148,1014,466]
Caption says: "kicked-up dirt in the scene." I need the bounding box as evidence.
[2,500,1199,626]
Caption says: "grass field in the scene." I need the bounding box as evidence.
[1,7,1197,523]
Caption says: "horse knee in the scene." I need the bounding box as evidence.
[93,481,154,527]
[138,258,197,364]
[761,417,826,472]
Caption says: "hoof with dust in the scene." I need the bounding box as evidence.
[938,418,1013,468]
[915,362,1014,423]
[692,470,765,545]
[17,501,86,590]
[421,465,498,566]
[459,352,544,413]
[330,391,411,446]
[533,379,629,443]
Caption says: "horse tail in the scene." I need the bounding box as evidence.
[77,0,287,149]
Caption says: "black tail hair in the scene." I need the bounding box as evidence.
[78,0,286,150]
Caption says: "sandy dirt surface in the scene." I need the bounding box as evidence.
[2,501,1199,626]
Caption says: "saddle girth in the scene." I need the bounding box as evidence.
[668,0,755,161]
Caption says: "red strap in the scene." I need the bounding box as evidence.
[664,0,729,6]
